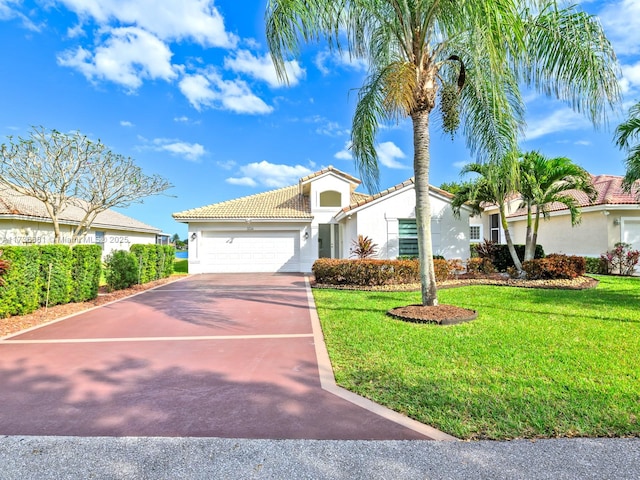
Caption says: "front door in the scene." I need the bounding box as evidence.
[318,223,340,258]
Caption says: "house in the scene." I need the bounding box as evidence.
[172,167,471,273]
[0,186,163,257]
[469,174,640,256]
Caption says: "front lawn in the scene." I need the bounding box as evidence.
[312,276,640,440]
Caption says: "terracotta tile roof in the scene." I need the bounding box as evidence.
[0,187,161,233]
[173,185,312,220]
[508,174,640,218]
[340,178,453,214]
[299,166,361,186]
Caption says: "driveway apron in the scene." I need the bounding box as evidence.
[0,274,442,440]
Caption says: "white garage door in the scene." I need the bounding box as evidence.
[622,219,640,251]
[201,231,300,273]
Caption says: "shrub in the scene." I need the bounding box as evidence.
[161,245,175,277]
[0,246,41,317]
[105,250,139,291]
[600,242,640,276]
[466,257,496,276]
[38,245,73,307]
[0,250,9,285]
[130,244,174,282]
[475,239,498,262]
[312,258,458,286]
[70,244,102,302]
[350,235,378,259]
[522,254,586,280]
[493,244,545,272]
[584,256,607,275]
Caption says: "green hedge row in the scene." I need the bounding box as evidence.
[492,244,545,272]
[0,244,102,318]
[129,244,174,284]
[104,244,175,291]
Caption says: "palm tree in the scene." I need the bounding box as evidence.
[519,151,596,261]
[615,102,640,192]
[266,0,619,306]
[452,155,523,272]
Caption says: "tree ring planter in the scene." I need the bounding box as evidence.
[387,304,478,325]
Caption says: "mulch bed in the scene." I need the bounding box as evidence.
[387,304,478,325]
[0,275,187,338]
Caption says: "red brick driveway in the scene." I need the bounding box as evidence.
[0,274,451,440]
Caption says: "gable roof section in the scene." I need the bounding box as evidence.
[338,178,456,217]
[173,185,313,221]
[299,166,361,187]
[507,174,640,218]
[0,187,161,233]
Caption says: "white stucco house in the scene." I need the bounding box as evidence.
[469,174,640,257]
[173,167,472,273]
[0,186,164,257]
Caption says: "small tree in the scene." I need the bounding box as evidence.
[601,242,640,276]
[0,127,172,243]
[614,102,640,193]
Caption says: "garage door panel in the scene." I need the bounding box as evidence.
[201,231,300,273]
[622,220,640,251]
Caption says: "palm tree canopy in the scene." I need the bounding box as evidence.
[614,102,640,191]
[266,0,620,192]
[519,151,596,225]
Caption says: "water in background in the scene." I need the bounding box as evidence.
[175,251,188,259]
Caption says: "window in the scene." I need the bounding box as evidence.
[490,214,500,243]
[470,225,482,242]
[398,219,418,257]
[319,190,342,207]
[95,231,105,249]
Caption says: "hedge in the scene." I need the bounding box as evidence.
[492,244,545,272]
[70,244,103,302]
[0,246,41,317]
[312,258,457,286]
[105,250,139,290]
[38,244,73,307]
[130,244,175,283]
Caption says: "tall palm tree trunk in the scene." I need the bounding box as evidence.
[412,110,438,306]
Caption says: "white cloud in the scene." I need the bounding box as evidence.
[334,141,353,160]
[0,0,40,31]
[599,0,640,56]
[138,137,206,162]
[523,108,590,141]
[376,141,408,169]
[621,62,640,94]
[574,140,592,146]
[57,27,177,90]
[452,160,468,169]
[224,50,305,88]
[226,176,257,187]
[227,160,313,188]
[120,120,134,127]
[179,69,273,114]
[216,160,236,170]
[56,0,237,47]
[314,49,368,75]
[174,116,189,122]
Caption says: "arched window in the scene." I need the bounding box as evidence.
[319,190,342,207]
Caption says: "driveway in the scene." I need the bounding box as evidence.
[0,274,450,440]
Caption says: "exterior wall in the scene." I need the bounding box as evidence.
[0,219,157,257]
[508,210,614,257]
[187,221,312,273]
[346,188,471,260]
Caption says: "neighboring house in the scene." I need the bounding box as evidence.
[0,186,163,257]
[469,174,640,256]
[173,167,471,273]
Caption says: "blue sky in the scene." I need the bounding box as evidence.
[0,0,639,238]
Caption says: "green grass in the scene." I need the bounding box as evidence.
[312,276,640,440]
[173,259,188,274]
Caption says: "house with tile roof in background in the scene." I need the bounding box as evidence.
[173,167,472,274]
[469,174,640,257]
[0,186,166,257]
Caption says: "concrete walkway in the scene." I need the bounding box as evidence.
[0,273,447,440]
